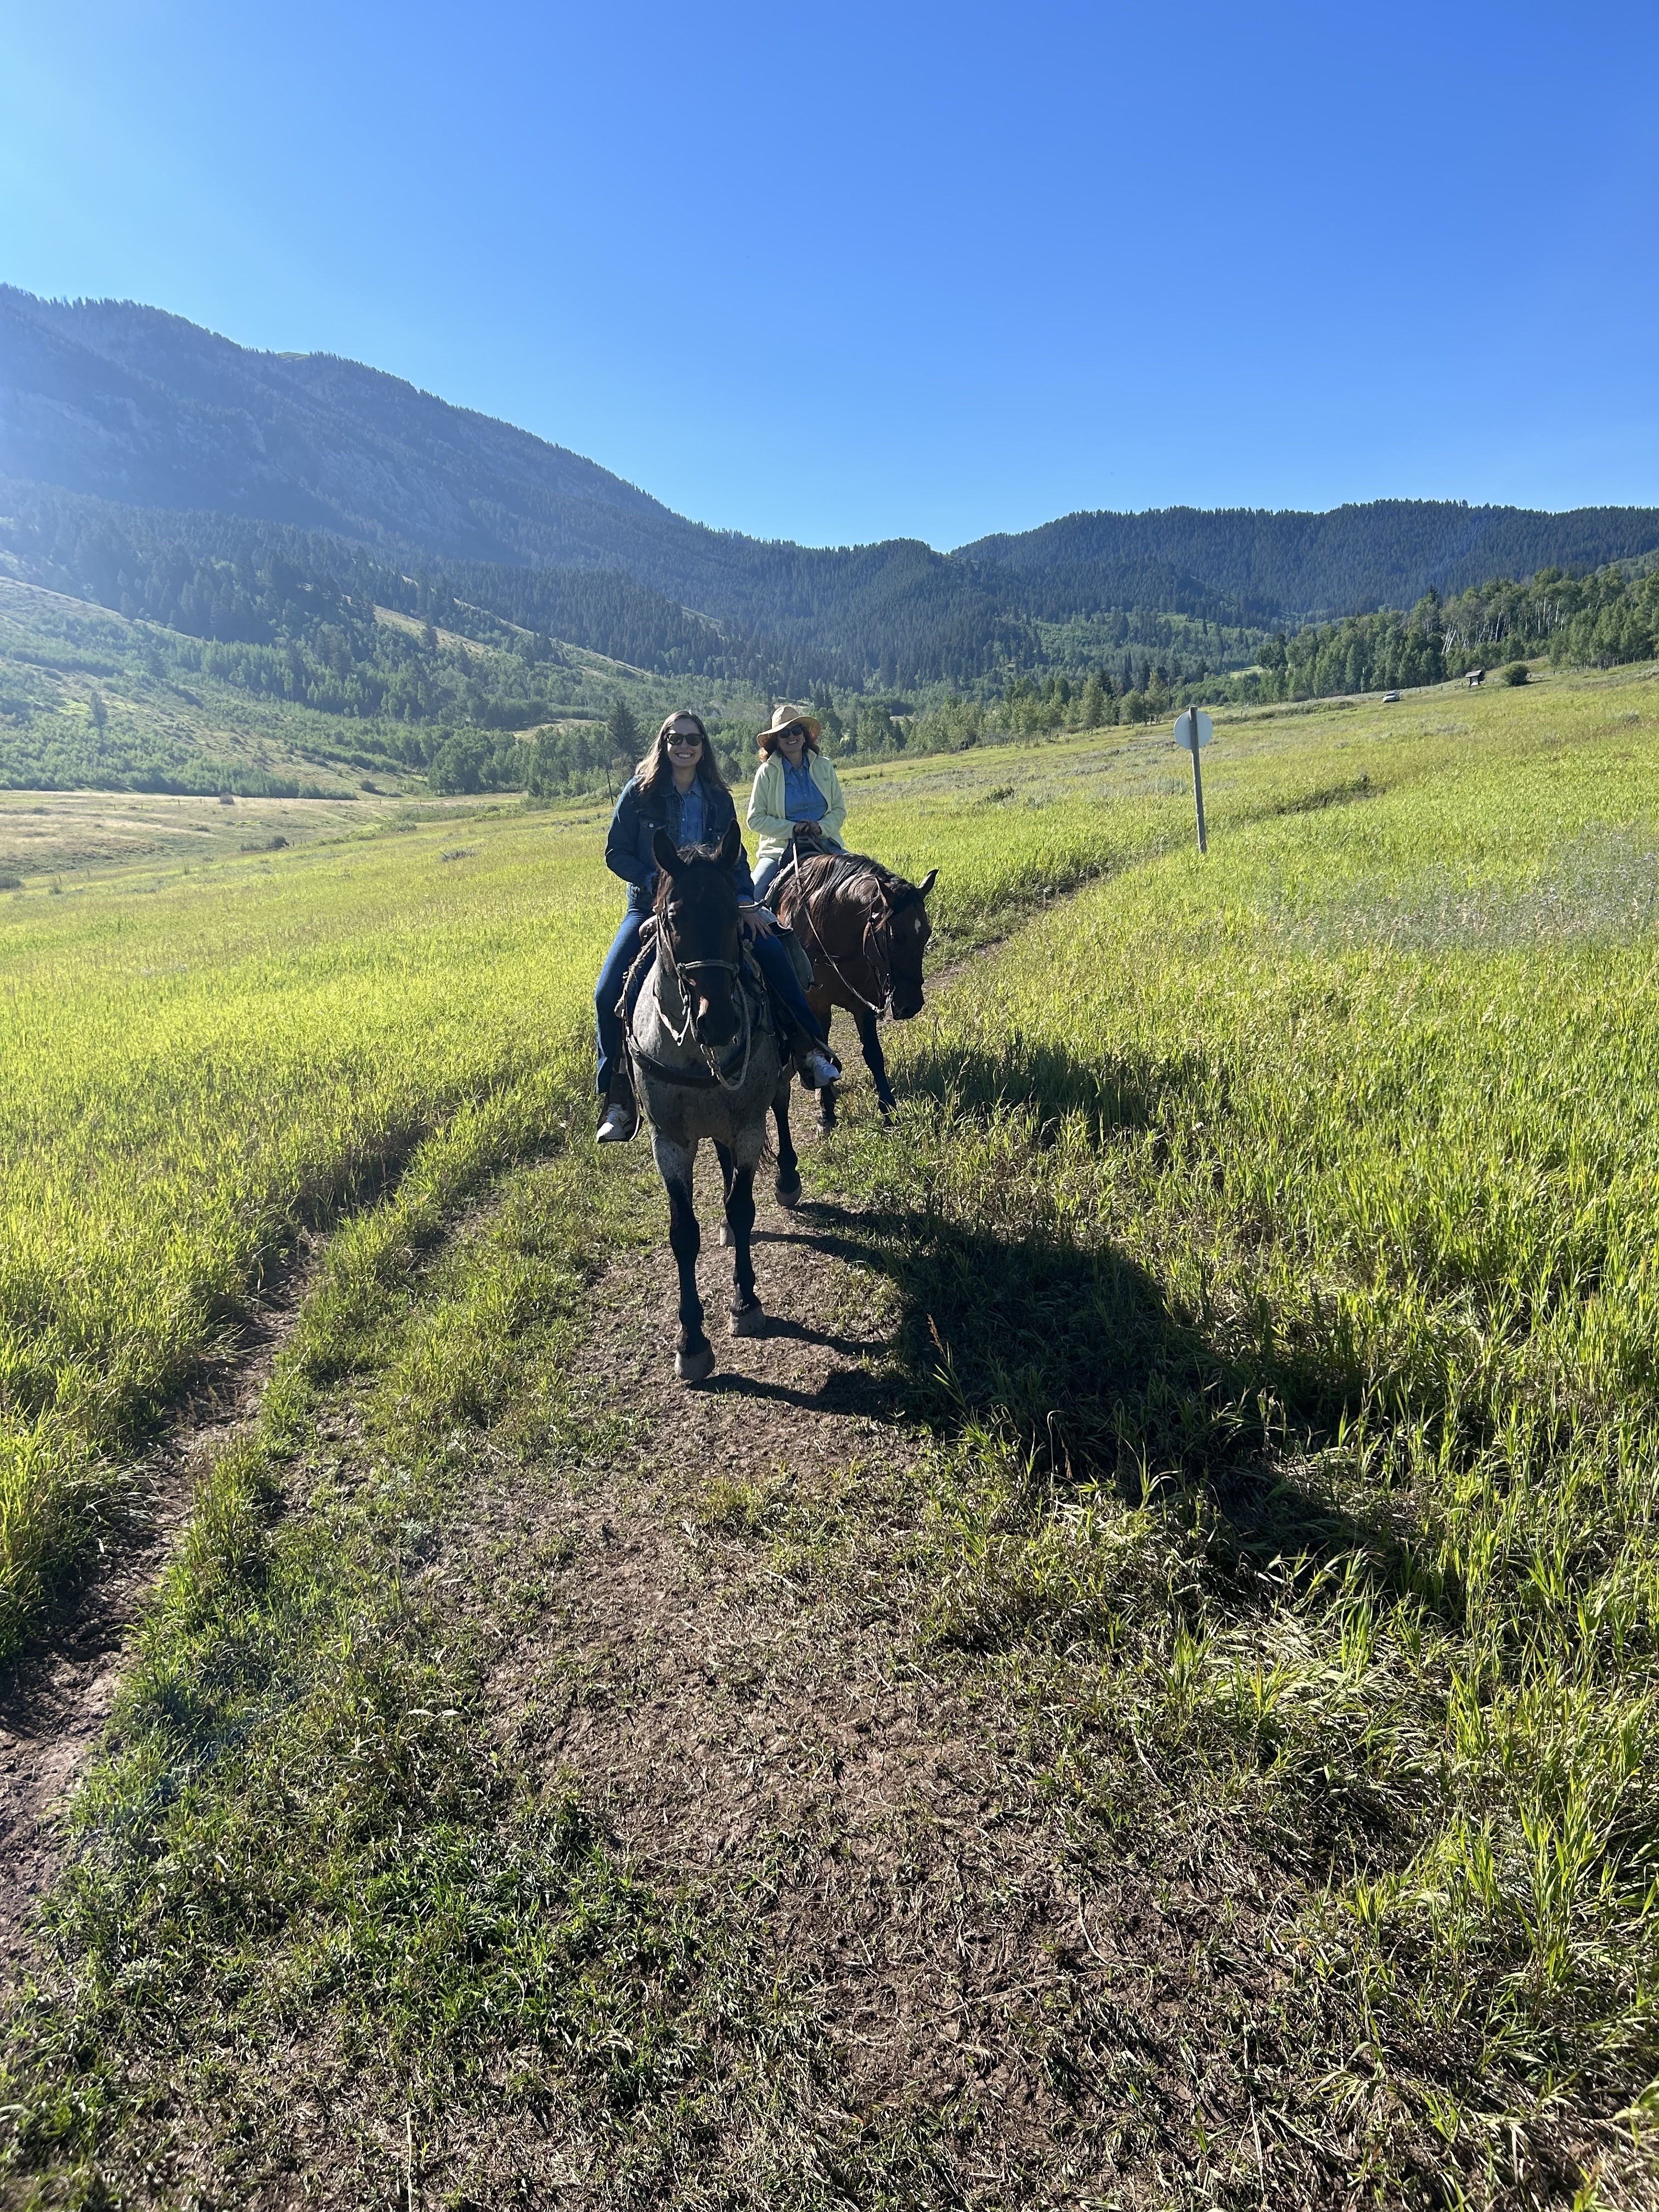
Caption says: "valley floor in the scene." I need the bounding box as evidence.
[5,673,1659,2208]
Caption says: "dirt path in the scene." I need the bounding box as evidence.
[0,1247,319,1968]
[466,1152,1312,2204]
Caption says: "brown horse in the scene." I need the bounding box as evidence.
[772,847,937,1132]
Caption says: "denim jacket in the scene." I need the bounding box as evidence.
[604,772,755,912]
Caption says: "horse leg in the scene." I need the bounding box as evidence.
[809,985,838,1136]
[718,1147,763,1335]
[716,1139,737,1245]
[772,1084,802,1207]
[856,1005,896,1118]
[654,1133,713,1383]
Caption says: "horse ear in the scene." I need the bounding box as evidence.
[715,818,742,869]
[651,828,684,877]
[917,867,938,898]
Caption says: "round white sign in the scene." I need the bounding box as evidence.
[1174,708,1213,750]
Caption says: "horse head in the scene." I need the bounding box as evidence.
[652,820,746,1049]
[884,866,936,1020]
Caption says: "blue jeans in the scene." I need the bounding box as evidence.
[593,910,828,1099]
[595,910,647,1099]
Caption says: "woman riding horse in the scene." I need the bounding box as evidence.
[594,711,840,1144]
[747,704,849,902]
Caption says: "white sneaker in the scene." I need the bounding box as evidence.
[596,1099,637,1144]
[799,1047,842,1091]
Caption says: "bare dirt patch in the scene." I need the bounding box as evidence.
[0,1246,320,1972]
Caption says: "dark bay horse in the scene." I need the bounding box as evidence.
[628,821,799,1382]
[773,847,937,1132]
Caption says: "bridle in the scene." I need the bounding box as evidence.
[797,864,903,1017]
[654,907,754,1092]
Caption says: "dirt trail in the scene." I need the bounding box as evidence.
[476,1152,1302,2200]
[0,1250,318,1968]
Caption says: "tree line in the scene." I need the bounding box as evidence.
[1251,562,1659,703]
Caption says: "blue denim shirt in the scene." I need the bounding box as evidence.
[782,757,829,823]
[603,772,754,912]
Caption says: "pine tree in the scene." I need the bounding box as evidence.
[607,696,641,764]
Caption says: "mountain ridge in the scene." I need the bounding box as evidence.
[4,286,1658,687]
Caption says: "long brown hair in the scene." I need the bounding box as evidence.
[636,710,732,800]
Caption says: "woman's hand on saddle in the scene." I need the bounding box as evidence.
[738,901,777,937]
[790,821,822,844]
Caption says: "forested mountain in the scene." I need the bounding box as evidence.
[958,503,1659,626]
[4,286,1659,694]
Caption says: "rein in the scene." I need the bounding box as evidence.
[798,865,895,1015]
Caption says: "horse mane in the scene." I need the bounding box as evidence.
[803,848,922,910]
[652,840,740,922]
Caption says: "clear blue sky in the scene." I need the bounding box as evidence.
[3,1,1655,549]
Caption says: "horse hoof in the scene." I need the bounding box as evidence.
[676,1342,716,1384]
[718,1221,735,1247]
[728,1299,765,1338]
[775,1176,802,1210]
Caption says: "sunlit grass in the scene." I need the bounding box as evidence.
[0,815,614,1651]
[4,667,1655,1659]
[821,664,1659,2176]
[5,664,1659,2194]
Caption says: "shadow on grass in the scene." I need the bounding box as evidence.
[900,1034,1221,1145]
[744,1188,1426,1619]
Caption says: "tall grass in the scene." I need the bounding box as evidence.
[0,820,615,1651]
[4,669,1653,1660]
[5,667,1659,2193]
[830,667,1659,2170]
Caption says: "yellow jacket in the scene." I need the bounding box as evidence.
[746,748,848,866]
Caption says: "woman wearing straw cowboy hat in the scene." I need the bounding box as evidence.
[747,704,849,903]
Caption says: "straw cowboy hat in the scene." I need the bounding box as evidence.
[760,702,821,743]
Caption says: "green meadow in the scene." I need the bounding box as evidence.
[5,665,1659,2204]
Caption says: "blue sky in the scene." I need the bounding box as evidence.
[3,0,1655,548]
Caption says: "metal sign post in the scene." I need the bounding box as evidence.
[1174,708,1213,853]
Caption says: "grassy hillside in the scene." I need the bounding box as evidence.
[0,572,757,808]
[4,664,1659,2204]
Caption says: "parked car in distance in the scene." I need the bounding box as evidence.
[1383,691,1401,703]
